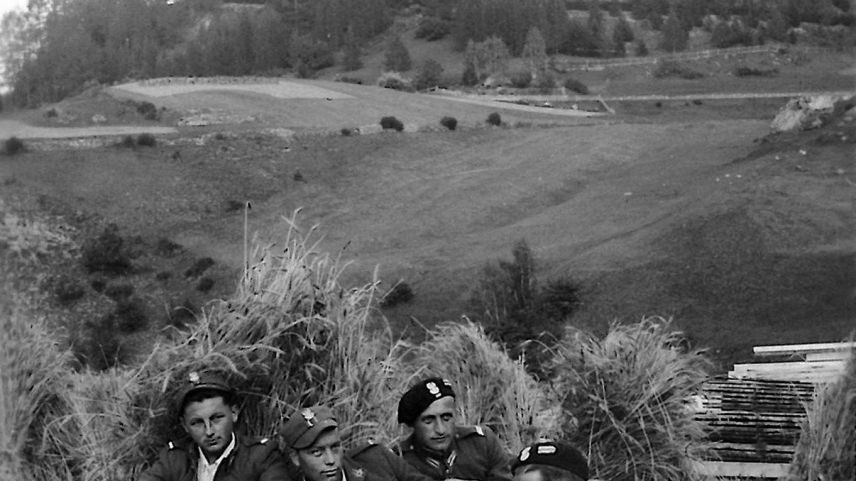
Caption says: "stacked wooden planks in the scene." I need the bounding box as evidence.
[693,341,854,479]
[694,377,814,463]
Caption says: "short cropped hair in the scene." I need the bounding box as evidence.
[514,464,585,481]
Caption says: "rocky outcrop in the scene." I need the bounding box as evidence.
[770,94,854,132]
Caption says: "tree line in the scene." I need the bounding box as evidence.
[1,0,852,107]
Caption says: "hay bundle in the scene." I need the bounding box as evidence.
[0,303,74,481]
[786,344,856,481]
[550,317,711,481]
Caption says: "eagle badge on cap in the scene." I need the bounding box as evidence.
[426,381,441,397]
[188,372,200,384]
[301,408,317,427]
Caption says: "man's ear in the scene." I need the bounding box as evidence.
[289,449,300,467]
[230,405,239,423]
[180,416,190,434]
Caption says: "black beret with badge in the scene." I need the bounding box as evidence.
[397,377,455,426]
[512,441,589,481]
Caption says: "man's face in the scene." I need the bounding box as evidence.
[181,396,238,462]
[294,428,343,481]
[513,468,544,481]
[413,396,456,452]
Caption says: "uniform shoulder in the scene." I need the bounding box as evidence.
[347,439,385,458]
[455,424,491,438]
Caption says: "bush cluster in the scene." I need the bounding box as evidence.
[137,133,156,147]
[440,116,458,131]
[81,224,132,275]
[380,116,404,132]
[46,274,86,305]
[377,72,414,92]
[467,239,581,376]
[734,66,779,77]
[136,101,158,120]
[653,60,704,79]
[563,77,589,95]
[4,136,25,155]
[486,112,502,126]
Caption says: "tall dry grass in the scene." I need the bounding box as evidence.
[0,301,74,481]
[21,212,408,480]
[549,317,712,481]
[403,320,558,454]
[785,343,856,481]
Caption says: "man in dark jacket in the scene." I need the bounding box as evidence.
[281,405,431,481]
[138,371,291,481]
[396,378,512,481]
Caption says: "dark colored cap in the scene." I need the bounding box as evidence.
[512,441,589,480]
[281,405,339,450]
[397,377,455,426]
[178,371,233,409]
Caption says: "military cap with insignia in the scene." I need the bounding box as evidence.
[177,371,234,411]
[281,405,339,449]
[397,377,455,426]
[512,441,589,481]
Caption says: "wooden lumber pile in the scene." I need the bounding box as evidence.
[695,377,813,463]
[692,341,854,478]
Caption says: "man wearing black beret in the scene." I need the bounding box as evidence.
[138,371,291,481]
[396,377,512,481]
[511,441,589,481]
[280,404,431,481]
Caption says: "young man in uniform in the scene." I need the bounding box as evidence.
[138,371,291,481]
[396,378,512,481]
[511,441,589,481]
[280,405,430,481]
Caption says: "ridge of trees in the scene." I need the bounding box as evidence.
[1,0,853,106]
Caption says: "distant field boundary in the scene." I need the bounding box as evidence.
[555,45,850,71]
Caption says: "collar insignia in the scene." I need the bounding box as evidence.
[353,468,365,480]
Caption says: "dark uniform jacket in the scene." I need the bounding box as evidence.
[138,434,291,481]
[397,426,512,481]
[348,441,433,481]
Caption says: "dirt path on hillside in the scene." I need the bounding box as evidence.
[0,119,177,140]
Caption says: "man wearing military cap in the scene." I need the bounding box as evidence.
[396,377,512,481]
[511,441,589,481]
[281,405,431,481]
[138,371,291,481]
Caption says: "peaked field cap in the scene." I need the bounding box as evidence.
[178,371,233,408]
[397,377,455,425]
[281,405,339,449]
[512,441,589,480]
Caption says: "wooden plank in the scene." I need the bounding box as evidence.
[807,351,853,362]
[691,460,790,478]
[732,360,845,372]
[753,341,856,357]
[728,370,843,383]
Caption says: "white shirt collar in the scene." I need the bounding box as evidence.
[197,433,237,481]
